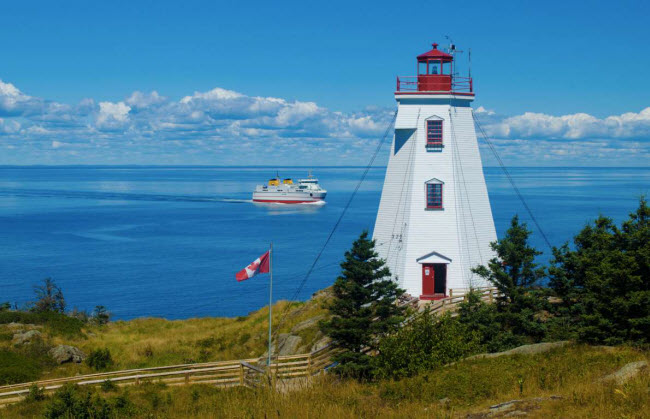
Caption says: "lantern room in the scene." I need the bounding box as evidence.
[396,42,473,94]
[417,43,453,91]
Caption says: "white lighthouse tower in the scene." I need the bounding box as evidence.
[373,42,497,300]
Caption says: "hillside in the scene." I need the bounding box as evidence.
[0,290,331,384]
[3,343,648,418]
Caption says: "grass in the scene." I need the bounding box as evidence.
[0,293,330,381]
[3,343,648,418]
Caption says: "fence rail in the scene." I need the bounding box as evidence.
[0,344,342,407]
[0,288,495,407]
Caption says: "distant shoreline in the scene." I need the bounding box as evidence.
[1,165,649,169]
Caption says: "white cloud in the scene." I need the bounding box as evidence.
[483,108,650,140]
[126,91,166,109]
[0,117,20,134]
[96,101,131,131]
[0,79,42,116]
[0,77,648,165]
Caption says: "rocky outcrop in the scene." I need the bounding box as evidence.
[290,315,325,333]
[600,360,648,385]
[12,330,42,345]
[464,341,571,362]
[467,396,563,418]
[276,334,302,356]
[49,345,86,364]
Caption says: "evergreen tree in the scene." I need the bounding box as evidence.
[320,231,405,379]
[472,216,546,340]
[549,198,650,344]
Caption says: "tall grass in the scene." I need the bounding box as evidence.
[5,344,648,418]
[0,296,329,380]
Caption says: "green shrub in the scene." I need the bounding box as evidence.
[25,383,46,402]
[44,383,112,419]
[87,348,113,371]
[456,290,526,353]
[0,349,41,385]
[92,305,110,326]
[100,379,117,392]
[374,310,481,379]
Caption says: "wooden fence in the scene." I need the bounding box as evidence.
[0,287,496,407]
[0,344,342,407]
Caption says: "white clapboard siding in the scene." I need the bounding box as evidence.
[373,95,497,298]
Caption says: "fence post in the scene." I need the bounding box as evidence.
[307,354,312,377]
[449,289,454,298]
[239,364,244,386]
[185,372,190,385]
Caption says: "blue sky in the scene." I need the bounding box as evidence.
[1,0,649,165]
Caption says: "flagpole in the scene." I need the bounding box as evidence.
[267,242,273,367]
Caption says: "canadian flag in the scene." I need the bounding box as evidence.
[235,250,270,281]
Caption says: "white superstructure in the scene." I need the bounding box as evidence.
[372,42,497,299]
[252,173,327,204]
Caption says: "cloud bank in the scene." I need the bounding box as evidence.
[0,79,649,165]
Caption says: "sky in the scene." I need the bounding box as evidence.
[1,0,649,166]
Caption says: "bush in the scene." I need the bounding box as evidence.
[25,383,46,402]
[87,348,113,371]
[92,305,110,325]
[100,379,117,392]
[456,290,527,353]
[44,384,112,419]
[374,310,481,379]
[0,349,42,385]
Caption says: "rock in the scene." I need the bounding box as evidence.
[290,315,325,333]
[600,361,648,385]
[49,345,86,364]
[489,400,521,414]
[464,341,570,362]
[12,330,42,345]
[276,334,302,356]
[310,335,332,352]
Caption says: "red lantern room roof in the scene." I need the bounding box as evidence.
[417,43,453,63]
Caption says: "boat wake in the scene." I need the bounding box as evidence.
[0,188,252,204]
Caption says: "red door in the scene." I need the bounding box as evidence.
[421,264,435,298]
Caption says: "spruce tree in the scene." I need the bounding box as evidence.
[472,216,546,340]
[549,197,650,344]
[320,231,405,379]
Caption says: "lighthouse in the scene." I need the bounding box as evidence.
[373,42,497,300]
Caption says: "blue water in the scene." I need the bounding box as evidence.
[0,166,648,320]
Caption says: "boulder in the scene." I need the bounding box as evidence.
[600,361,648,385]
[49,345,86,364]
[12,330,42,345]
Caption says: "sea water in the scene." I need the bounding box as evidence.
[0,166,647,319]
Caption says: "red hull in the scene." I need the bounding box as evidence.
[253,199,324,204]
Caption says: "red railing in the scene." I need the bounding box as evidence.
[396,75,473,93]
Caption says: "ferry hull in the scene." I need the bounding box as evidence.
[252,192,326,204]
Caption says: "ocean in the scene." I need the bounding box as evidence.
[0,166,648,320]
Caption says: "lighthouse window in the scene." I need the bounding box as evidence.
[426,120,443,150]
[426,184,443,209]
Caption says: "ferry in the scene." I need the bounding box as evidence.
[252,172,327,204]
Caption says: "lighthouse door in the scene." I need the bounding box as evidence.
[421,263,447,300]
